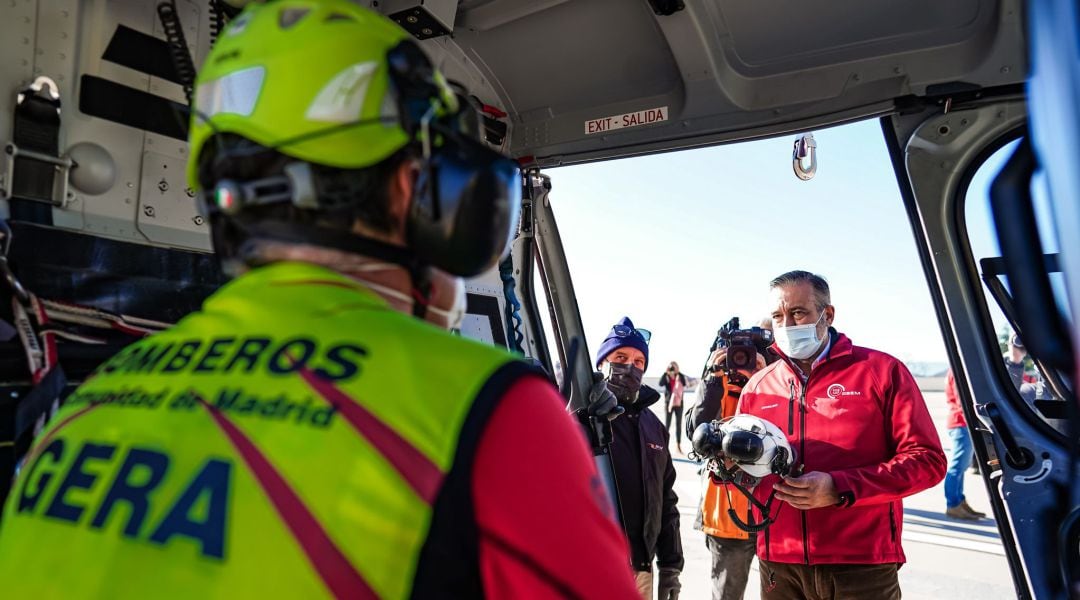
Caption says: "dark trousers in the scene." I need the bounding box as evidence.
[759,559,901,600]
[665,403,684,444]
[707,535,756,600]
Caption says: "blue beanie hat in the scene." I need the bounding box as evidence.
[595,316,649,369]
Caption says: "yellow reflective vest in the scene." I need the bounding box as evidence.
[0,262,522,599]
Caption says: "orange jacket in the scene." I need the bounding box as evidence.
[696,374,752,540]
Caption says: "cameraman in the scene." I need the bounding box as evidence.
[686,320,771,600]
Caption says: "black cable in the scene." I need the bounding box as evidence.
[209,0,226,46]
[209,1,243,46]
[157,1,197,105]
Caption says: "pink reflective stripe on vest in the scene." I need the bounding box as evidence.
[198,397,378,600]
[298,367,444,504]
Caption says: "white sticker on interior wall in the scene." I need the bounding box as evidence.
[584,106,669,135]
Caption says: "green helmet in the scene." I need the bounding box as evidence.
[186,0,457,189]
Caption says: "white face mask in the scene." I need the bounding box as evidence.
[347,263,466,331]
[433,276,466,331]
[774,311,827,360]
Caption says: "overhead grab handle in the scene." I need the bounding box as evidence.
[989,138,1075,373]
[793,133,817,181]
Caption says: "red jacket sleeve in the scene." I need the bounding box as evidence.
[944,369,966,428]
[472,375,638,599]
[829,359,947,507]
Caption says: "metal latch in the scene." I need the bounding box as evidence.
[2,142,75,207]
[792,133,817,181]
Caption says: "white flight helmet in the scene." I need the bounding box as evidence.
[718,415,797,479]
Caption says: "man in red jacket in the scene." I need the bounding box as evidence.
[736,270,946,599]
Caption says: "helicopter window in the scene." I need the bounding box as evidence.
[962,137,1075,434]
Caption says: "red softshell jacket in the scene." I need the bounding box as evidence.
[944,369,966,429]
[736,332,946,565]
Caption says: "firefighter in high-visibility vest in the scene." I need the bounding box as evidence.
[0,2,638,597]
[688,337,772,600]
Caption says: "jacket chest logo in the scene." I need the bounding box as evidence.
[826,383,862,399]
[647,442,664,451]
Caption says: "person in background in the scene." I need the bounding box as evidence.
[591,317,683,600]
[1004,333,1038,404]
[943,369,988,521]
[659,362,689,454]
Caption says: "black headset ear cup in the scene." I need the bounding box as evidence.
[386,40,520,276]
[408,134,520,277]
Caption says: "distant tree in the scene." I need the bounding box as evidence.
[998,326,1010,355]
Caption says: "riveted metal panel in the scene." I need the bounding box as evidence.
[38,0,212,249]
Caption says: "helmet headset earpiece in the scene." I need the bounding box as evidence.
[690,415,800,533]
[386,40,522,278]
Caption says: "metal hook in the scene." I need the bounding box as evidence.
[29,76,60,101]
[17,76,60,107]
[792,133,817,181]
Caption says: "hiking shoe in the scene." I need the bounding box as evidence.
[960,501,987,519]
[946,505,981,521]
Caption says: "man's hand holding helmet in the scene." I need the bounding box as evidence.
[773,472,841,510]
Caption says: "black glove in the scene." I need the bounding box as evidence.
[587,372,624,420]
[657,568,681,600]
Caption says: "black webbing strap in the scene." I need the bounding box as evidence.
[10,85,61,224]
[16,365,66,441]
[0,365,67,509]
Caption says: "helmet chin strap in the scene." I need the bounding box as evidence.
[711,462,783,533]
[233,219,435,318]
[710,448,802,534]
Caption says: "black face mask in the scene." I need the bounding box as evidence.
[605,362,644,404]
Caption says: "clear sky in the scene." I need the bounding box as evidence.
[545,119,953,377]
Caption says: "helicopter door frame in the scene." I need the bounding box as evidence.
[882,95,1076,599]
[521,168,623,524]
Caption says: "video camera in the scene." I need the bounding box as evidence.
[708,317,773,384]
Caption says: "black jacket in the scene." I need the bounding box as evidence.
[686,376,735,439]
[609,385,683,571]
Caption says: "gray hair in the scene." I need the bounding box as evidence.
[770,270,831,310]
